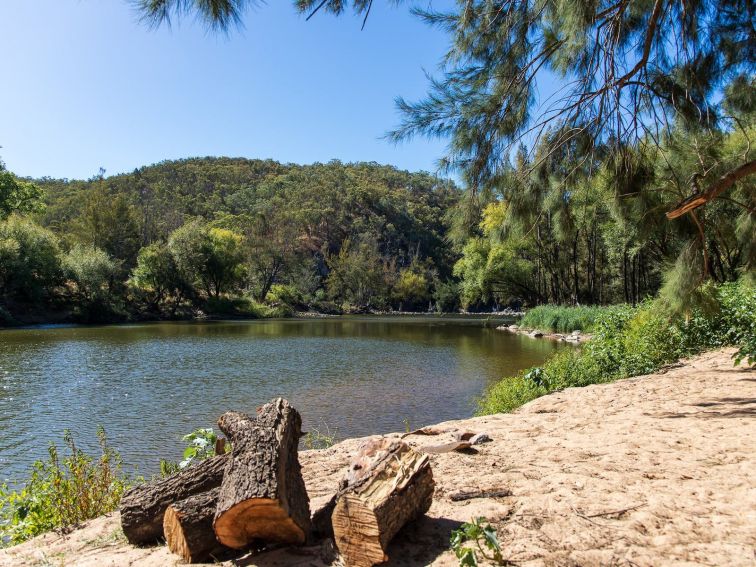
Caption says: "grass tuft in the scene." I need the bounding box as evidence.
[520,304,625,333]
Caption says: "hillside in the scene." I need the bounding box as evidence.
[0,159,462,324]
[36,157,459,271]
[2,348,753,566]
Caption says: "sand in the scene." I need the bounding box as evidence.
[2,348,754,566]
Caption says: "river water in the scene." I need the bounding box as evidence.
[0,316,565,482]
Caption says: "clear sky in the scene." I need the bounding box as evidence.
[0,1,455,180]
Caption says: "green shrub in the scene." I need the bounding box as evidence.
[479,280,755,415]
[478,375,546,414]
[205,295,294,318]
[0,428,129,545]
[520,304,625,333]
[179,428,220,469]
[266,284,304,308]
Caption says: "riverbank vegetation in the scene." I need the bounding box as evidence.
[0,159,462,324]
[479,280,755,414]
[519,305,620,334]
[1,109,752,326]
[0,428,128,545]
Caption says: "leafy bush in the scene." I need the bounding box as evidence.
[0,428,129,545]
[479,280,755,414]
[0,216,62,302]
[158,427,231,478]
[520,304,625,333]
[266,284,305,309]
[204,296,294,318]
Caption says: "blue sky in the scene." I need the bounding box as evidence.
[0,1,456,180]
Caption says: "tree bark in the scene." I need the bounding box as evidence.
[120,454,228,545]
[213,400,311,549]
[332,438,434,567]
[164,487,230,563]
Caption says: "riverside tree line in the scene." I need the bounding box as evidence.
[0,114,752,325]
[2,0,753,324]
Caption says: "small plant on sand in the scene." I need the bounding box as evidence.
[450,517,505,566]
[302,423,338,450]
[0,427,129,545]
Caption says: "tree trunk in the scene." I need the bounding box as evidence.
[120,454,228,544]
[164,488,230,563]
[332,438,434,567]
[213,400,311,549]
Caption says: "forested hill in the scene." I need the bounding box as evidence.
[37,157,458,266]
[2,158,461,322]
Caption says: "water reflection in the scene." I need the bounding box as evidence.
[0,317,565,482]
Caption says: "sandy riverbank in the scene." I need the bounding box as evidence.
[2,348,753,566]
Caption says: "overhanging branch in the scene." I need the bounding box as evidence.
[666,160,756,219]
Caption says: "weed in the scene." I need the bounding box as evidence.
[302,423,338,450]
[450,517,506,566]
[179,428,218,469]
[0,427,129,546]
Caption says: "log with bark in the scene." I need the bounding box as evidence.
[120,453,228,545]
[213,399,312,549]
[163,487,230,563]
[331,438,434,567]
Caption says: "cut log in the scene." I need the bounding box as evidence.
[164,487,229,563]
[213,400,311,549]
[332,438,434,567]
[120,453,228,545]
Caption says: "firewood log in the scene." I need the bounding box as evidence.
[213,400,311,549]
[120,453,228,545]
[164,487,230,563]
[332,438,434,567]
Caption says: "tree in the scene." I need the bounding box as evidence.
[130,243,191,309]
[210,211,300,302]
[388,1,754,208]
[168,220,244,298]
[0,216,62,301]
[393,260,431,311]
[326,236,392,310]
[63,245,118,303]
[0,160,44,219]
[135,0,254,31]
[135,1,754,220]
[77,187,141,274]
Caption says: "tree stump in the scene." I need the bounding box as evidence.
[120,453,228,544]
[163,488,229,563]
[213,400,311,549]
[332,438,434,567]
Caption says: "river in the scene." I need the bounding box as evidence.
[0,316,566,482]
